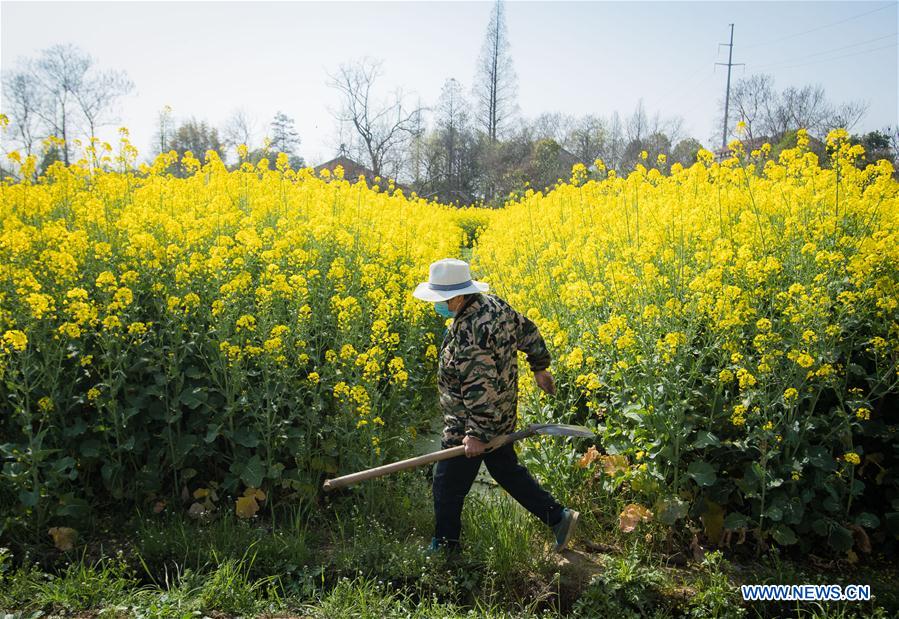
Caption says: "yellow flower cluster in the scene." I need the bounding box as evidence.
[0,136,469,471]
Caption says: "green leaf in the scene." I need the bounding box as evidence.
[828,525,853,552]
[687,460,717,486]
[771,524,797,545]
[693,431,720,448]
[855,512,880,529]
[204,425,220,444]
[232,430,260,449]
[764,506,783,522]
[812,518,829,537]
[655,496,688,525]
[180,387,207,410]
[807,446,836,471]
[240,455,264,488]
[724,512,749,530]
[18,490,39,507]
[79,439,101,458]
[884,512,899,536]
[185,366,204,379]
[622,404,645,424]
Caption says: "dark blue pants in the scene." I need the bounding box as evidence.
[432,442,564,547]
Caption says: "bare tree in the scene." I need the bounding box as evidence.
[1,70,43,156]
[604,112,626,170]
[530,112,573,144]
[825,101,869,134]
[3,43,133,166]
[724,73,869,143]
[626,99,649,143]
[435,78,470,188]
[473,0,518,143]
[326,57,421,179]
[222,108,257,150]
[727,74,775,143]
[168,118,224,164]
[73,68,133,143]
[31,44,91,165]
[152,105,175,156]
[779,84,830,135]
[563,114,607,164]
[406,97,428,185]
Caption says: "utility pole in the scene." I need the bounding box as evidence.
[716,24,744,151]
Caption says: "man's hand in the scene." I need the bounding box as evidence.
[534,369,556,395]
[462,435,487,458]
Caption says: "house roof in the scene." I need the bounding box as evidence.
[313,155,376,180]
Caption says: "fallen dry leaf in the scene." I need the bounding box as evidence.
[577,446,600,469]
[691,533,706,563]
[243,487,266,501]
[849,524,871,554]
[619,503,652,533]
[48,526,77,551]
[601,454,629,476]
[236,495,260,519]
[188,502,209,519]
[700,501,724,543]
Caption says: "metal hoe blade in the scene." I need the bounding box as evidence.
[529,423,593,438]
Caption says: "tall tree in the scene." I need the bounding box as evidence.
[221,108,258,164]
[326,57,421,179]
[31,44,91,165]
[2,43,132,166]
[73,68,133,143]
[473,0,518,143]
[1,71,42,156]
[269,111,301,155]
[626,99,649,143]
[436,78,469,188]
[727,74,775,144]
[168,118,224,160]
[407,97,427,186]
[562,114,607,165]
[723,73,869,144]
[152,105,175,156]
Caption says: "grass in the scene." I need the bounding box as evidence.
[1,476,897,617]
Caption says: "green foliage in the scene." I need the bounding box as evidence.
[197,555,282,615]
[1,551,137,611]
[571,550,669,618]
[687,550,746,618]
[134,510,311,580]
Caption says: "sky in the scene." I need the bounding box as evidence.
[1,0,897,165]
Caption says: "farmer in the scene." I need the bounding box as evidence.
[412,258,578,554]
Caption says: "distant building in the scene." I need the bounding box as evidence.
[557,146,583,170]
[312,155,412,194]
[313,155,376,181]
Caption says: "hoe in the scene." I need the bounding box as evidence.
[323,423,593,491]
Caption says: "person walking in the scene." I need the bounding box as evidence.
[412,258,578,554]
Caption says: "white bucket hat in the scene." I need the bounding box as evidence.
[412,258,489,302]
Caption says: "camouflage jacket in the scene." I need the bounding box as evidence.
[438,293,551,446]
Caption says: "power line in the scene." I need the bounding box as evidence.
[770,42,899,71]
[643,63,713,113]
[751,31,897,70]
[742,3,894,50]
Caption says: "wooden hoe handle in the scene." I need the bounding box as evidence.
[322,431,525,492]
